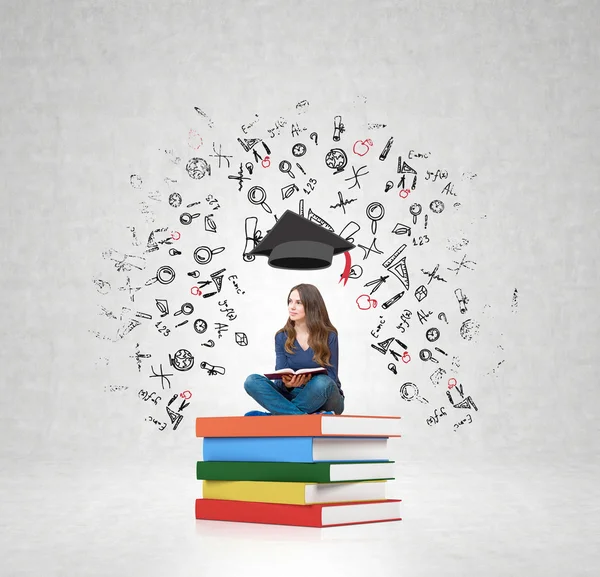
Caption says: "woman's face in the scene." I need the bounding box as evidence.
[288,290,306,324]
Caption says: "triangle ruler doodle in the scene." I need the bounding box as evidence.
[370,337,394,355]
[237,138,261,152]
[453,396,478,411]
[397,157,417,174]
[166,406,184,430]
[210,268,225,292]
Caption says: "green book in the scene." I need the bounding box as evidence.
[196,460,396,483]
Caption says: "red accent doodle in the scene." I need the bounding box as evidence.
[180,390,192,400]
[171,231,181,241]
[339,251,352,287]
[353,139,373,157]
[261,156,271,168]
[188,129,203,150]
[190,286,203,296]
[448,378,457,389]
[356,294,378,310]
[399,189,411,199]
[401,351,411,364]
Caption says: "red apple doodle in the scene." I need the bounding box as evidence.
[353,139,373,157]
[188,130,203,150]
[356,294,378,310]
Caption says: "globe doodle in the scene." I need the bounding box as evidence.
[324,148,348,173]
[185,157,211,180]
[169,348,195,371]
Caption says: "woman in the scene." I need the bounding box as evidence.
[244,283,345,415]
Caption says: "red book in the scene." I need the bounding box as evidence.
[195,498,401,528]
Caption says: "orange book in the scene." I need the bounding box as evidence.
[196,414,401,438]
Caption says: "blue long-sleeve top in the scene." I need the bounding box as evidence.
[274,331,344,397]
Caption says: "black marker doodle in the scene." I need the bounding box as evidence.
[235,332,248,346]
[364,276,389,295]
[385,181,394,193]
[415,285,428,302]
[175,320,188,328]
[169,248,181,256]
[102,249,146,273]
[455,289,469,314]
[421,264,447,285]
[117,276,141,302]
[180,212,201,225]
[306,207,334,231]
[156,265,176,285]
[429,367,446,387]
[370,316,386,338]
[381,292,405,310]
[344,165,369,190]
[194,245,225,265]
[399,382,428,404]
[245,162,254,175]
[395,309,412,332]
[155,299,169,317]
[325,148,348,174]
[186,157,211,180]
[409,203,422,225]
[130,174,143,189]
[332,115,345,141]
[202,291,218,299]
[426,327,440,342]
[366,202,384,235]
[438,312,448,324]
[201,339,215,347]
[330,191,357,214]
[440,182,455,196]
[448,254,477,275]
[296,163,306,178]
[392,223,411,237]
[459,319,480,341]
[434,347,447,356]
[104,385,129,393]
[339,221,360,243]
[511,288,519,312]
[228,163,251,192]
[367,123,387,130]
[371,337,394,354]
[150,364,173,389]
[430,200,445,214]
[281,183,299,200]
[279,160,296,179]
[173,302,194,317]
[417,309,433,324]
[169,348,195,371]
[486,359,506,377]
[292,143,307,157]
[397,157,417,174]
[383,244,409,290]
[424,215,428,230]
[426,406,447,426]
[357,237,384,260]
[209,142,232,168]
[388,363,397,374]
[93,278,111,295]
[205,214,217,233]
[199,361,226,376]
[214,322,228,338]
[419,349,439,363]
[248,186,273,214]
[194,106,214,128]
[243,216,263,262]
[379,137,393,161]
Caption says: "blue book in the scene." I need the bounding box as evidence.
[202,436,390,463]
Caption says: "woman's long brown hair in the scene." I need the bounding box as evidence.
[276,283,338,367]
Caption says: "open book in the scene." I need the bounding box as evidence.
[264,367,327,380]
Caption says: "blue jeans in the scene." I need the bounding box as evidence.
[244,373,345,415]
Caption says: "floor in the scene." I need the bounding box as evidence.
[2,453,597,577]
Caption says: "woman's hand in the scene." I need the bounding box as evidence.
[282,374,312,388]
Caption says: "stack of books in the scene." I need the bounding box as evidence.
[195,414,402,528]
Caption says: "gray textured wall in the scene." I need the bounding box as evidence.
[1,1,598,575]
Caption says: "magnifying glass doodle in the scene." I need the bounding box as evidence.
[194,245,225,265]
[419,348,439,363]
[366,202,385,235]
[409,203,422,225]
[247,186,273,214]
[399,382,428,404]
[174,302,194,316]
[180,212,201,225]
[279,160,296,179]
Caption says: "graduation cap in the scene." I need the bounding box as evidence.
[248,210,355,270]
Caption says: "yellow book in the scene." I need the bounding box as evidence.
[202,479,387,505]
